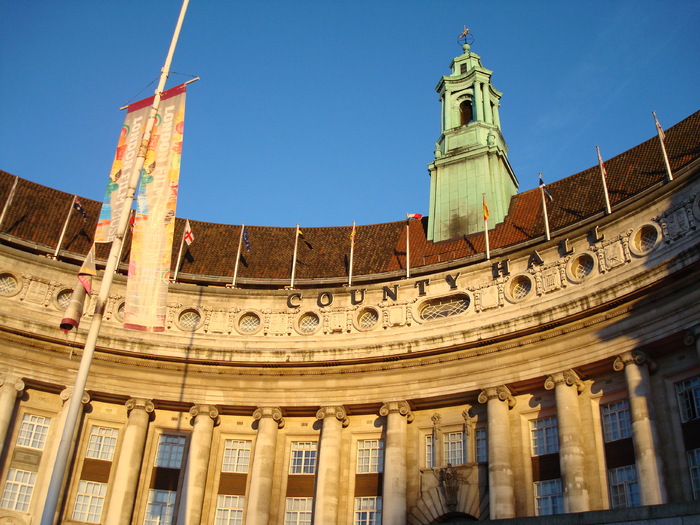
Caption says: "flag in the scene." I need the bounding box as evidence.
[124,84,187,332]
[243,226,251,251]
[183,219,194,245]
[539,174,553,202]
[482,196,489,221]
[406,213,423,220]
[350,223,357,246]
[297,227,304,237]
[597,147,608,178]
[60,244,97,332]
[73,199,87,220]
[653,112,666,141]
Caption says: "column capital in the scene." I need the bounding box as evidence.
[316,406,348,427]
[0,375,25,397]
[431,413,442,429]
[684,326,700,346]
[60,387,90,405]
[125,397,155,414]
[380,400,413,422]
[613,350,654,372]
[462,407,476,435]
[253,406,285,429]
[478,385,516,408]
[544,369,584,393]
[190,404,219,421]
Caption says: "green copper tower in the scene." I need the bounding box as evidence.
[427,36,518,242]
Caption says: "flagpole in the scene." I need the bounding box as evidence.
[596,146,612,215]
[539,173,551,241]
[653,111,673,182]
[348,221,356,287]
[115,209,134,274]
[483,193,490,260]
[54,195,77,259]
[40,1,190,522]
[290,224,300,289]
[0,174,19,230]
[173,221,188,283]
[406,217,412,279]
[231,223,245,287]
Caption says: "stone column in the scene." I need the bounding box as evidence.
[181,404,219,524]
[104,398,155,525]
[482,82,493,124]
[313,406,348,525]
[463,407,476,464]
[33,387,90,517]
[473,81,483,122]
[545,370,590,513]
[614,351,667,505]
[0,375,24,458]
[380,401,412,525]
[478,385,516,519]
[492,103,501,129]
[431,413,443,468]
[245,407,284,525]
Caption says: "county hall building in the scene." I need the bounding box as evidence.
[0,40,698,524]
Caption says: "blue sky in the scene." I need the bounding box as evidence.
[1,1,699,228]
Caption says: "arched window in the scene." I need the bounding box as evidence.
[459,100,473,125]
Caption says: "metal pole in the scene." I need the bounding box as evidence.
[652,111,673,182]
[290,224,300,289]
[231,223,245,287]
[540,186,550,241]
[54,195,77,259]
[405,217,410,279]
[0,175,19,230]
[348,221,355,287]
[596,146,612,215]
[173,222,187,283]
[40,1,190,522]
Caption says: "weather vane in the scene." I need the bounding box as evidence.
[458,25,474,47]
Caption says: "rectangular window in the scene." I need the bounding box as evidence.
[72,480,107,523]
[475,428,488,463]
[215,494,244,525]
[86,426,119,460]
[354,496,382,525]
[601,400,632,442]
[356,439,383,473]
[143,489,177,525]
[534,478,564,516]
[0,468,36,512]
[608,464,640,508]
[425,435,434,468]
[444,431,465,466]
[284,497,312,525]
[222,440,252,473]
[676,376,700,423]
[17,413,51,450]
[687,448,700,500]
[289,442,317,474]
[530,417,559,456]
[155,434,186,469]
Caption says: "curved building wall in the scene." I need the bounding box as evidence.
[0,126,698,522]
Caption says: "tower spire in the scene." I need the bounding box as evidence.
[427,31,518,242]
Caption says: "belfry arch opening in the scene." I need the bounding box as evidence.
[459,100,473,125]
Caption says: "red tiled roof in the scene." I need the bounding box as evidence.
[1,110,699,285]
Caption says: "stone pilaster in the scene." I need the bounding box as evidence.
[478,385,516,519]
[380,401,412,525]
[313,406,348,525]
[104,398,155,525]
[545,370,590,513]
[684,326,700,366]
[0,374,24,458]
[181,404,219,524]
[462,407,476,463]
[246,407,284,525]
[614,351,667,505]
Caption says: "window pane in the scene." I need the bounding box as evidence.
[531,417,559,456]
[155,435,186,468]
[354,496,382,525]
[86,426,119,460]
[222,440,252,473]
[688,448,700,500]
[534,478,563,516]
[215,494,244,525]
[17,414,51,450]
[0,469,37,512]
[601,401,632,442]
[72,480,107,523]
[357,439,383,473]
[608,465,640,508]
[144,489,177,525]
[475,428,488,463]
[676,377,700,423]
[284,497,312,525]
[425,435,434,468]
[289,442,317,474]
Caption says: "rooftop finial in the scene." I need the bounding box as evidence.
[458,25,474,53]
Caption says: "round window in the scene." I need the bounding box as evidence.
[239,312,261,333]
[298,312,320,333]
[419,295,470,321]
[0,273,19,297]
[634,224,659,254]
[56,289,73,309]
[508,275,532,301]
[358,308,379,330]
[116,302,126,322]
[178,309,201,330]
[571,253,595,281]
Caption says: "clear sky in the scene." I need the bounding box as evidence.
[1,1,699,229]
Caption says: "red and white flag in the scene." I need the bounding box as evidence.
[183,219,194,245]
[406,213,423,220]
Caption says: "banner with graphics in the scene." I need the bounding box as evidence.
[123,84,186,332]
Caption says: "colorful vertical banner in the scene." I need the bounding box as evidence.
[95,96,152,243]
[123,84,187,332]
